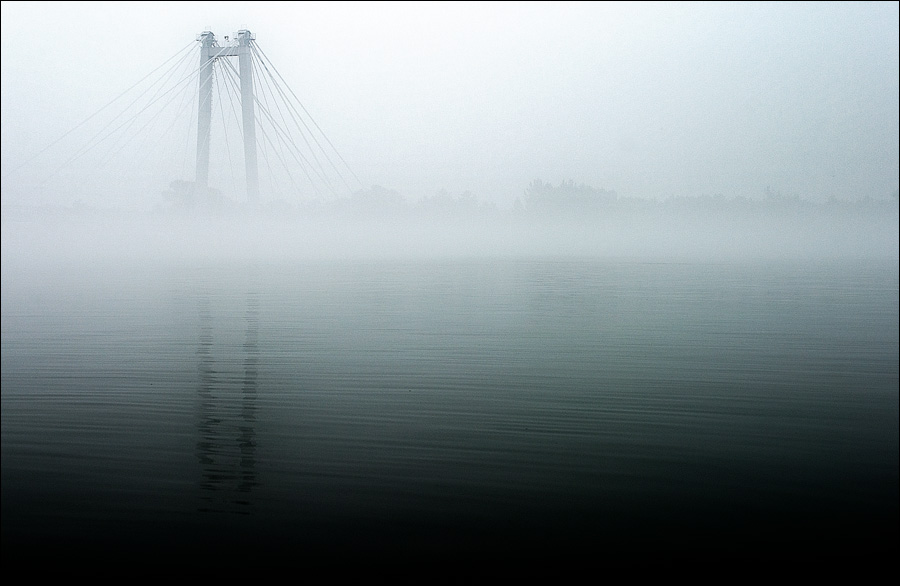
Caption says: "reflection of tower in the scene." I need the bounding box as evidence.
[196,292,259,515]
[238,293,259,498]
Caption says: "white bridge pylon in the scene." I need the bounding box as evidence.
[3,27,362,207]
[196,29,259,201]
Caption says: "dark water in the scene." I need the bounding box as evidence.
[2,257,898,575]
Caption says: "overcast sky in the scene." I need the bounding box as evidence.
[1,1,898,210]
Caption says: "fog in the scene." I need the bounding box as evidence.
[1,1,898,264]
[2,193,897,270]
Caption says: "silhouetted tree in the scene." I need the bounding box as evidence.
[416,189,496,219]
[350,185,408,217]
[520,179,616,216]
[161,180,227,211]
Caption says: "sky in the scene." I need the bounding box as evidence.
[1,0,898,211]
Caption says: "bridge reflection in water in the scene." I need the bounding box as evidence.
[195,291,260,515]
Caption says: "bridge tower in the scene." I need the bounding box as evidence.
[195,29,259,201]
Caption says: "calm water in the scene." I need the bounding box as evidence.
[2,257,898,572]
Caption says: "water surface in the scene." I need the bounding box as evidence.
[2,257,898,573]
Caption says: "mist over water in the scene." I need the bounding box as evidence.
[2,189,897,267]
[2,191,898,576]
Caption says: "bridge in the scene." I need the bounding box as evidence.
[7,28,362,207]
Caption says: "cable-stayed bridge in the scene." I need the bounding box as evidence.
[5,28,363,208]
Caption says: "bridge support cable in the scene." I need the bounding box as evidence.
[256,110,327,200]
[214,60,248,198]
[243,58,293,199]
[251,45,356,196]
[215,54,306,200]
[242,55,339,199]
[251,43,364,193]
[220,49,336,201]
[244,89,320,200]
[2,40,197,184]
[96,51,206,177]
[40,43,204,189]
[249,49,340,198]
[245,54,316,199]
[215,54,301,199]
